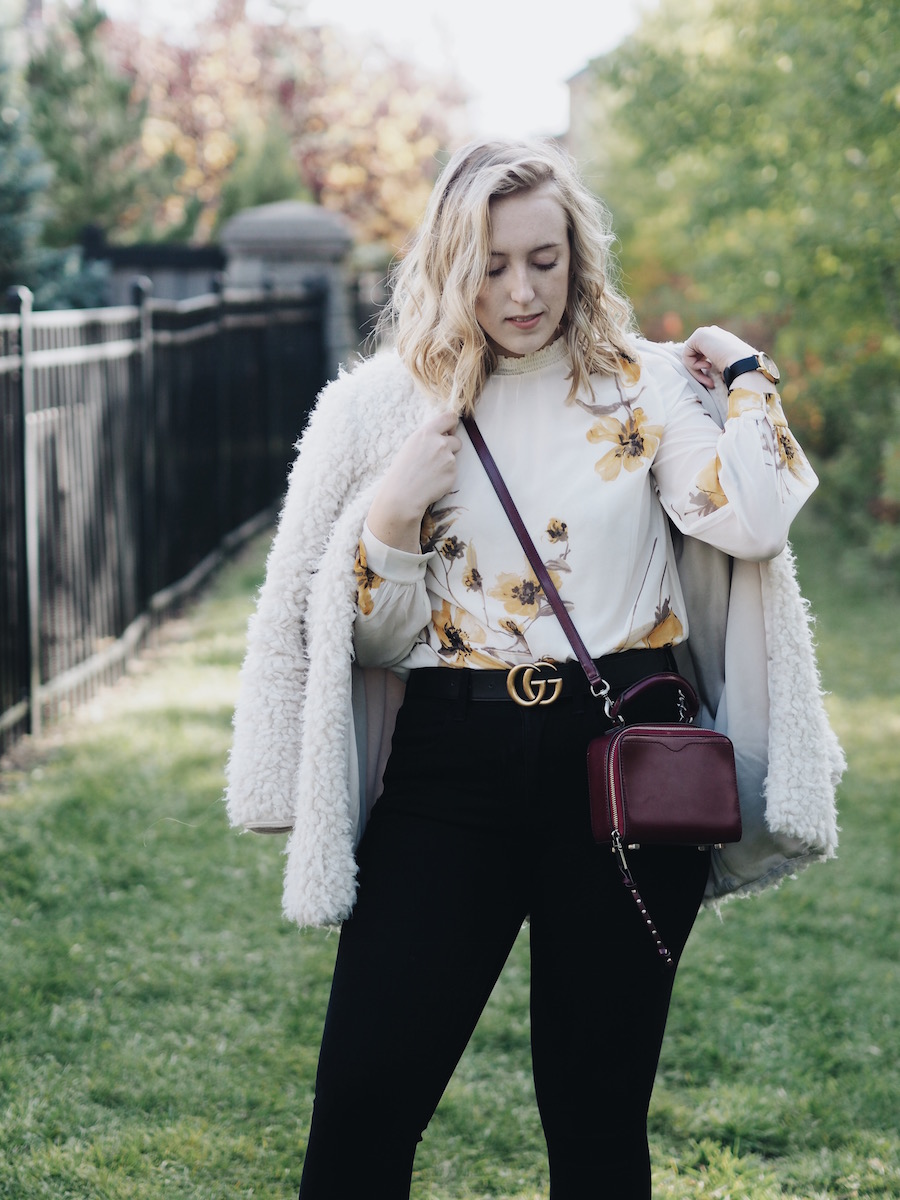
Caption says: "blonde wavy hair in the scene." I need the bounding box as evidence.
[378,138,638,415]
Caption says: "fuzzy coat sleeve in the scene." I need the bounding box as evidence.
[224,370,362,829]
[225,351,431,924]
[224,352,424,831]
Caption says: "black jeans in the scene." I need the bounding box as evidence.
[298,652,711,1200]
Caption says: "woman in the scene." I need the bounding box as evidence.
[225,139,843,1198]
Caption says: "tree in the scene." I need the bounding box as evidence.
[272,23,466,248]
[25,0,178,246]
[106,1,466,246]
[216,113,309,231]
[581,0,900,564]
[0,42,47,293]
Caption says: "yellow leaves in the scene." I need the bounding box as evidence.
[202,131,237,171]
[161,195,187,226]
[325,162,368,188]
[97,5,463,244]
[193,93,224,122]
[141,117,179,163]
[181,167,205,191]
[237,56,261,86]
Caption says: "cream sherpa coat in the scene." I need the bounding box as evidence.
[225,342,845,928]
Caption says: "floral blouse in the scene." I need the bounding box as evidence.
[353,339,817,674]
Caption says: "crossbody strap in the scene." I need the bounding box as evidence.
[464,416,682,965]
[462,414,610,703]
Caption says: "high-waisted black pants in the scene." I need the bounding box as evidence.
[298,651,711,1199]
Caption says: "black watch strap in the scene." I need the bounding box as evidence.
[723,354,763,390]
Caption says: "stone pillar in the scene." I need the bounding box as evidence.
[219,201,357,377]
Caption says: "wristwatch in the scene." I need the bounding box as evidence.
[723,352,780,390]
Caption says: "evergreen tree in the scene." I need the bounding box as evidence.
[0,44,48,293]
[25,0,164,247]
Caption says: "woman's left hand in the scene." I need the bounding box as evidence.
[682,325,757,390]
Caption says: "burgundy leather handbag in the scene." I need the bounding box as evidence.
[587,671,742,848]
[463,416,743,964]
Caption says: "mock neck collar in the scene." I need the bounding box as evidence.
[493,337,569,376]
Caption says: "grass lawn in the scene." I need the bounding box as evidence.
[1,511,897,1199]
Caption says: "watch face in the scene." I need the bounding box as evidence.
[758,353,780,383]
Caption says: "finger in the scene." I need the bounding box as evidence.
[685,364,714,389]
[425,409,459,435]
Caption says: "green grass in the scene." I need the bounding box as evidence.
[1,513,898,1199]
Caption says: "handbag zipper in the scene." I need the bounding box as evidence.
[606,724,713,847]
[606,741,623,838]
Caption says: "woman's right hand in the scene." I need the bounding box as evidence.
[365,409,462,552]
[683,325,758,390]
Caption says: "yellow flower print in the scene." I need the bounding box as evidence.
[618,355,642,387]
[462,542,483,592]
[440,535,466,561]
[642,599,684,649]
[489,566,563,620]
[587,407,663,480]
[776,427,807,480]
[420,511,437,552]
[546,518,568,543]
[432,600,502,669]
[727,387,767,421]
[420,504,461,553]
[690,455,729,516]
[354,540,383,617]
[500,618,531,655]
[764,392,789,429]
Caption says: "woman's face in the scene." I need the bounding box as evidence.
[475,184,571,358]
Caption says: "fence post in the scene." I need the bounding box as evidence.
[262,275,277,490]
[212,273,230,538]
[132,277,155,606]
[8,287,40,737]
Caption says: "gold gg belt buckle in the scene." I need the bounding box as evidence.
[506,659,563,707]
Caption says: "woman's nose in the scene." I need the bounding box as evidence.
[509,266,535,305]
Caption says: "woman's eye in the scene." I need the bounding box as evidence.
[486,259,557,278]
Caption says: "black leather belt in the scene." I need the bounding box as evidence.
[406,648,674,707]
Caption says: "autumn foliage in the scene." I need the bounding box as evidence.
[32,0,467,249]
[578,0,900,566]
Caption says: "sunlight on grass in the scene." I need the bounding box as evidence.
[1,524,898,1199]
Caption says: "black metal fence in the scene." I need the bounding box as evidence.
[0,281,327,754]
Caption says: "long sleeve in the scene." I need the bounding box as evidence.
[351,343,819,677]
[651,383,818,562]
[352,524,435,669]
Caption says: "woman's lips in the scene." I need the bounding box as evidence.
[506,314,542,330]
